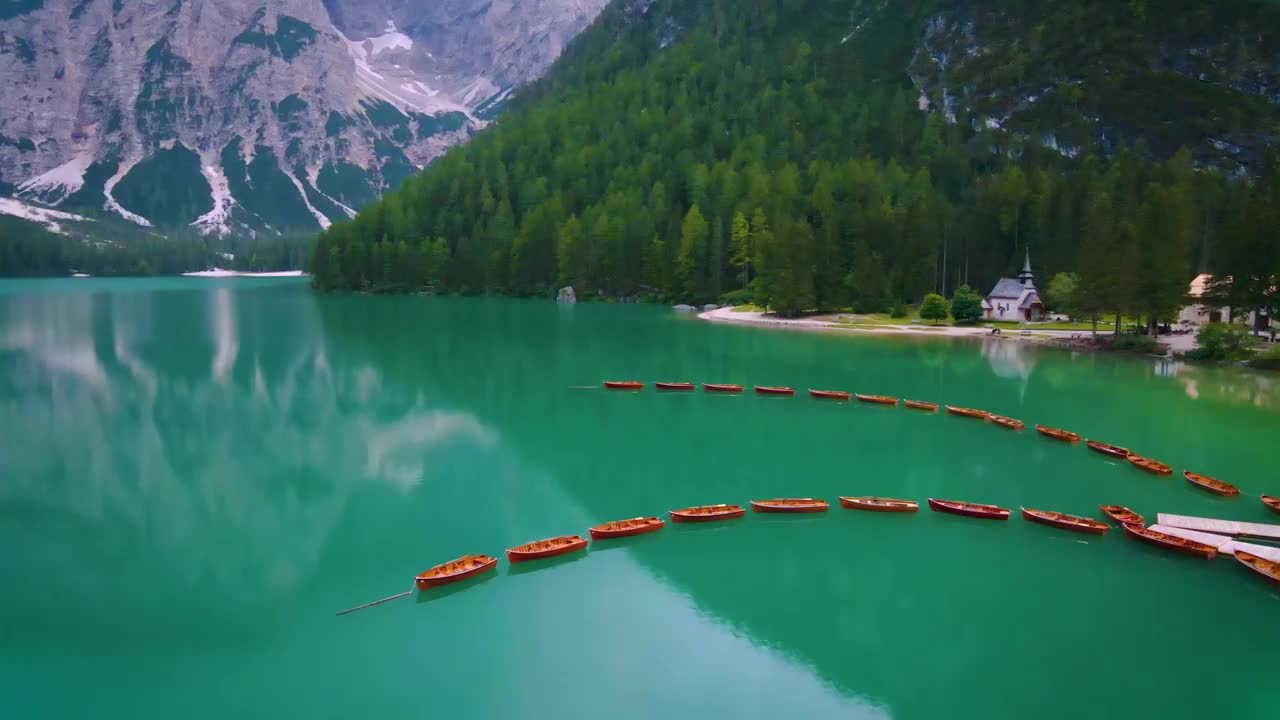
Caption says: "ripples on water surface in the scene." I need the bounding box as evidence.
[1,278,1278,719]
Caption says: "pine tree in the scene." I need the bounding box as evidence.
[729,210,752,290]
[677,204,709,299]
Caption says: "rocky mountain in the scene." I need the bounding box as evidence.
[0,0,606,235]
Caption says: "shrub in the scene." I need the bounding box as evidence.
[950,284,984,323]
[1246,343,1280,371]
[719,288,753,306]
[890,300,909,318]
[919,293,949,325]
[1189,322,1255,361]
[1112,334,1166,355]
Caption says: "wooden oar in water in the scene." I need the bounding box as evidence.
[336,590,411,616]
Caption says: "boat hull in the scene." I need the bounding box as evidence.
[1122,523,1216,559]
[703,383,744,393]
[1086,440,1130,459]
[589,517,665,539]
[927,498,1010,520]
[750,499,829,513]
[1035,425,1081,443]
[988,414,1025,430]
[1099,505,1145,526]
[903,400,938,412]
[604,381,643,390]
[1128,454,1173,475]
[838,496,919,512]
[1184,471,1239,497]
[1235,550,1280,585]
[669,505,746,523]
[655,382,695,391]
[1263,495,1280,515]
[856,394,898,405]
[415,555,499,590]
[945,406,989,419]
[809,389,851,400]
[1021,508,1109,535]
[506,536,589,563]
[755,386,796,396]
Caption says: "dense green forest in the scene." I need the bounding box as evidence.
[0,216,311,277]
[297,0,1268,328]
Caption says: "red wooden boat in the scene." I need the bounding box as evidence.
[1234,550,1280,586]
[945,405,989,419]
[654,382,695,391]
[838,496,919,513]
[750,498,829,513]
[415,554,498,590]
[1263,494,1280,515]
[589,516,665,540]
[755,386,796,396]
[987,414,1025,431]
[1020,508,1110,535]
[1128,454,1173,476]
[856,394,899,406]
[506,535,589,563]
[1183,471,1239,497]
[927,498,1011,520]
[1035,425,1081,443]
[1121,523,1217,559]
[904,400,939,412]
[669,504,745,523]
[1099,505,1145,526]
[703,383,744,393]
[809,389,852,400]
[1086,440,1130,459]
[604,381,643,390]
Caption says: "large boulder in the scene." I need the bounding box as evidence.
[672,304,693,312]
[556,286,576,304]
[703,304,719,311]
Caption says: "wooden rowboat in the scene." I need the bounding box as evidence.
[1234,550,1280,585]
[1086,440,1130,459]
[904,400,939,412]
[1121,523,1216,559]
[945,406,989,419]
[604,381,643,390]
[1035,425,1081,443]
[1128,454,1173,476]
[703,383,744,393]
[654,382,695,391]
[927,498,1010,520]
[1263,494,1280,515]
[1183,471,1239,497]
[1021,508,1109,535]
[838,496,919,512]
[669,504,745,523]
[415,554,498,590]
[589,516,665,540]
[506,535,589,563]
[755,386,796,396]
[856,394,898,406]
[987,414,1025,431]
[809,389,852,400]
[750,498,829,513]
[1099,505,1145,526]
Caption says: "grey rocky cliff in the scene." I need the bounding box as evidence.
[0,0,606,234]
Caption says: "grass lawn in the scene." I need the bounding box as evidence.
[731,304,764,312]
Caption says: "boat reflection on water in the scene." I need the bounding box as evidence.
[415,569,499,604]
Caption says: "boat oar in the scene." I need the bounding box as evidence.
[336,590,411,616]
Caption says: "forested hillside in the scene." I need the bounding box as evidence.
[309,0,1280,324]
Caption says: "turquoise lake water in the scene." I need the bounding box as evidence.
[1,278,1278,719]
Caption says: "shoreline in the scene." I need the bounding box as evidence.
[697,306,1196,355]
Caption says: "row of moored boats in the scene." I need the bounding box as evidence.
[413,495,1280,593]
[603,380,1276,500]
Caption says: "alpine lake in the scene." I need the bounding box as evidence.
[2,277,1278,719]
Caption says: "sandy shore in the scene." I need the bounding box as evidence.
[181,269,306,278]
[698,306,1191,353]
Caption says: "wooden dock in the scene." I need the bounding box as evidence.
[1149,524,1280,562]
[1156,513,1280,541]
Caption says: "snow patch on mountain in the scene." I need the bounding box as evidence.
[192,162,235,235]
[17,153,94,202]
[102,159,153,227]
[283,172,332,230]
[0,197,90,235]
